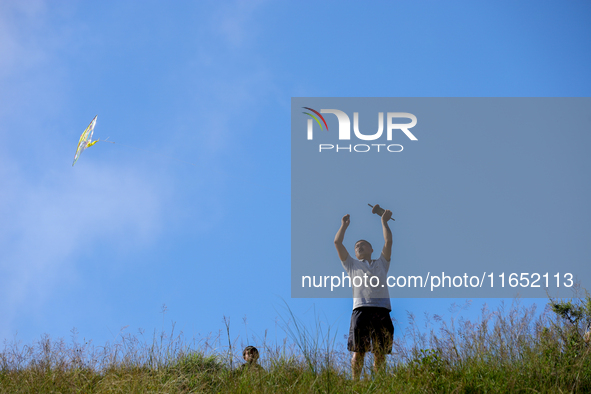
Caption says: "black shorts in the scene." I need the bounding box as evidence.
[347,307,394,354]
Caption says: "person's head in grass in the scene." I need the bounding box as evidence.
[243,346,260,365]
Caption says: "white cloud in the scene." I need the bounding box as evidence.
[0,1,48,79]
[0,2,168,340]
[0,0,280,341]
[0,161,166,340]
[214,0,268,48]
[0,1,72,138]
[166,0,278,157]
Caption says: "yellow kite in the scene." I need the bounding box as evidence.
[72,115,99,166]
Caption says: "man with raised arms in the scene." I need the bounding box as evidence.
[334,205,394,380]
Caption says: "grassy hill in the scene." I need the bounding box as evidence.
[1,295,590,393]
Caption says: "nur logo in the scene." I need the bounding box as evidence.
[302,107,418,153]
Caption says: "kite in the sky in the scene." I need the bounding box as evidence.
[72,115,99,166]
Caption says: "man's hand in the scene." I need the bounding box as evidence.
[380,210,393,262]
[381,209,392,223]
[335,214,351,262]
[341,214,350,228]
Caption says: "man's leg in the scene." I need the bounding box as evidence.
[352,351,365,380]
[370,310,394,374]
[348,309,369,380]
[373,351,386,373]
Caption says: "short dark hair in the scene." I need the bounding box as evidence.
[243,346,259,357]
[355,239,372,248]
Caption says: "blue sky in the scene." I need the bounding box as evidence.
[1,1,590,352]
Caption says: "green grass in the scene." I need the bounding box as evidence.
[2,295,591,393]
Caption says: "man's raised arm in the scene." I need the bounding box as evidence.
[380,209,393,262]
[334,214,351,262]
